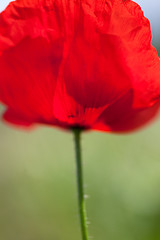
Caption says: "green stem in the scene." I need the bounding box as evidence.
[73,129,89,240]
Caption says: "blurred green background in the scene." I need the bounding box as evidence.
[1,111,160,240]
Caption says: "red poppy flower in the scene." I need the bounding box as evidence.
[0,0,160,132]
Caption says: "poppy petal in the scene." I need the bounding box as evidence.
[95,90,160,132]
[0,0,160,131]
[3,108,34,127]
[0,0,64,125]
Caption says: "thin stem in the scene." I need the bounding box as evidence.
[73,129,89,240]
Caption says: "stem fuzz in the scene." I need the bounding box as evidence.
[73,129,89,240]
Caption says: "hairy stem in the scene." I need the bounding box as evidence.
[73,129,89,240]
